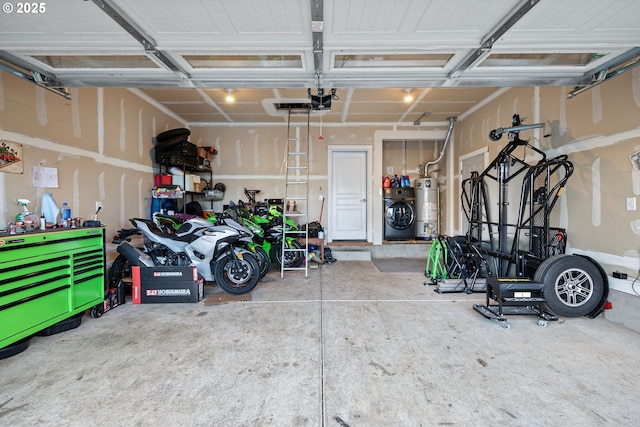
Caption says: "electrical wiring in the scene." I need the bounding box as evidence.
[631,268,640,296]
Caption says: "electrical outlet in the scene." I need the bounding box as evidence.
[627,197,637,211]
[319,194,324,201]
[96,201,103,211]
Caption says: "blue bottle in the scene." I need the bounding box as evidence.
[62,202,71,221]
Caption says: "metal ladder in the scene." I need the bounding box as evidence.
[281,106,310,277]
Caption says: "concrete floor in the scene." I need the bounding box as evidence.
[2,260,640,426]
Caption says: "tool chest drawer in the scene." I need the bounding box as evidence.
[0,228,105,349]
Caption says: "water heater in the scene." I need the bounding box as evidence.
[414,178,439,239]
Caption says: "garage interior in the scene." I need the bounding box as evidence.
[1,0,640,424]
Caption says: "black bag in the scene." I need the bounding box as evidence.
[304,221,323,238]
[185,201,204,217]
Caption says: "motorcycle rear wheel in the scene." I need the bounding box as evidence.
[213,252,260,295]
[109,254,133,290]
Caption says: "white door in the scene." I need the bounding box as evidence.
[330,150,368,240]
[459,150,487,235]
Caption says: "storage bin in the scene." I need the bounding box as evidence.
[154,174,172,186]
[204,189,224,200]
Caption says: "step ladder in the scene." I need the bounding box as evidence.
[281,106,310,277]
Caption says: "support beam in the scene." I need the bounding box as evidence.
[448,0,541,78]
[90,0,190,78]
[568,47,640,99]
[310,0,324,82]
[0,52,70,99]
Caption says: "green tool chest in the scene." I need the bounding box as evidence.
[0,228,105,349]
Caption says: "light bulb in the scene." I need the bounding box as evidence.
[403,88,413,103]
[225,89,235,103]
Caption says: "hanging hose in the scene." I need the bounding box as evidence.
[424,116,457,178]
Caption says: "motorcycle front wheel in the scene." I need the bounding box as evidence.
[213,252,261,295]
[249,245,270,279]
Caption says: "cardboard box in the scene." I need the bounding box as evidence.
[197,147,210,160]
[132,266,204,303]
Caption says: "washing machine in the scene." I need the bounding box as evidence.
[383,187,416,240]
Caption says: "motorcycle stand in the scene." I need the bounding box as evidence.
[90,279,125,318]
[473,277,558,329]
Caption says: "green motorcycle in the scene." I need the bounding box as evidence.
[232,202,304,270]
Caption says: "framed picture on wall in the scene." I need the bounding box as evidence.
[0,141,23,174]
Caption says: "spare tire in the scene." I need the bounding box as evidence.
[156,128,190,143]
[534,254,606,317]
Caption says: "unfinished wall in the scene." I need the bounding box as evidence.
[189,123,450,245]
[0,71,183,261]
[452,71,640,326]
[189,124,373,226]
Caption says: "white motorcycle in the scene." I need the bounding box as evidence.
[114,217,261,294]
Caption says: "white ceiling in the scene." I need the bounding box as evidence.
[0,0,639,126]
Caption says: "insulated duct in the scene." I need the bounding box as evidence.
[424,117,456,177]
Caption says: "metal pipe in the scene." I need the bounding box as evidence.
[425,116,457,177]
[413,112,431,125]
[0,62,71,99]
[497,161,509,275]
[0,61,27,80]
[490,122,545,139]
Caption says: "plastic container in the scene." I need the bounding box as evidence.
[154,174,172,186]
[41,193,60,224]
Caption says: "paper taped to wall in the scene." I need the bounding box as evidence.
[32,166,59,188]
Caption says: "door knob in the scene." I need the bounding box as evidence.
[361,198,366,202]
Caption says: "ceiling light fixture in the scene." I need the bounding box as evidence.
[225,88,235,103]
[403,88,414,103]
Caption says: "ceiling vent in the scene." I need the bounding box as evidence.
[273,102,312,113]
[262,98,312,117]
